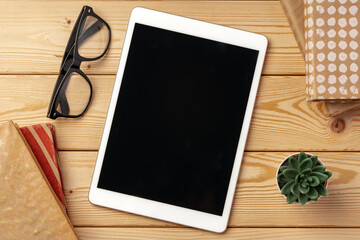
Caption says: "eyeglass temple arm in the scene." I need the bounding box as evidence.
[57,20,102,115]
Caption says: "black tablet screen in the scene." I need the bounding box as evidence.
[98,23,259,216]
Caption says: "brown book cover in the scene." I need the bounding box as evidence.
[280,0,306,58]
[0,121,78,240]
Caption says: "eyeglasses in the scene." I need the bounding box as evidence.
[47,6,111,119]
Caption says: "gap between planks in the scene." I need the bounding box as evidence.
[72,227,360,240]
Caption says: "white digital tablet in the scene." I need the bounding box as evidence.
[89,7,267,233]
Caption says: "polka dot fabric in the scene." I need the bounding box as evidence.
[305,0,359,101]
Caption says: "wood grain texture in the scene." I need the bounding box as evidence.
[2,0,360,239]
[59,151,360,227]
[74,227,360,240]
[247,75,360,151]
[0,1,304,75]
[2,75,360,151]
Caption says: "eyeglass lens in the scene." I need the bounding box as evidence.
[56,72,91,116]
[78,15,109,59]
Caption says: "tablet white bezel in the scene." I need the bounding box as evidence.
[89,7,267,233]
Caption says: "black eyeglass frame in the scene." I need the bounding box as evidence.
[47,5,111,119]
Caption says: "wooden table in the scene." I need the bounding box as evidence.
[1,1,360,239]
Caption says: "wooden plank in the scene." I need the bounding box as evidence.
[0,75,113,150]
[0,1,303,75]
[1,75,360,151]
[247,75,358,151]
[60,151,360,227]
[74,227,360,240]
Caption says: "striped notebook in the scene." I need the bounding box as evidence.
[20,124,66,209]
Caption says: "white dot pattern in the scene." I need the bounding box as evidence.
[349,29,358,38]
[318,85,326,93]
[339,74,348,83]
[349,17,358,27]
[338,29,348,38]
[317,64,325,72]
[309,75,315,84]
[328,52,337,61]
[328,63,337,72]
[338,6,347,15]
[339,40,348,49]
[305,0,359,100]
[350,63,358,72]
[338,18,347,27]
[317,74,326,83]
[328,86,337,94]
[310,30,315,38]
[328,6,336,14]
[328,17,336,26]
[328,40,336,49]
[349,6,358,15]
[350,85,359,94]
[350,74,359,84]
[339,64,348,73]
[350,52,358,60]
[327,29,336,37]
[316,40,325,49]
[339,52,348,61]
[328,75,337,84]
[350,41,358,49]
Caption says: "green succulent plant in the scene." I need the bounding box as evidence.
[277,152,332,205]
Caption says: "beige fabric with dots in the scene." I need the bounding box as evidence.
[305,0,359,101]
[0,121,78,240]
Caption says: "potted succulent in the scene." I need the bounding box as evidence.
[276,152,332,205]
